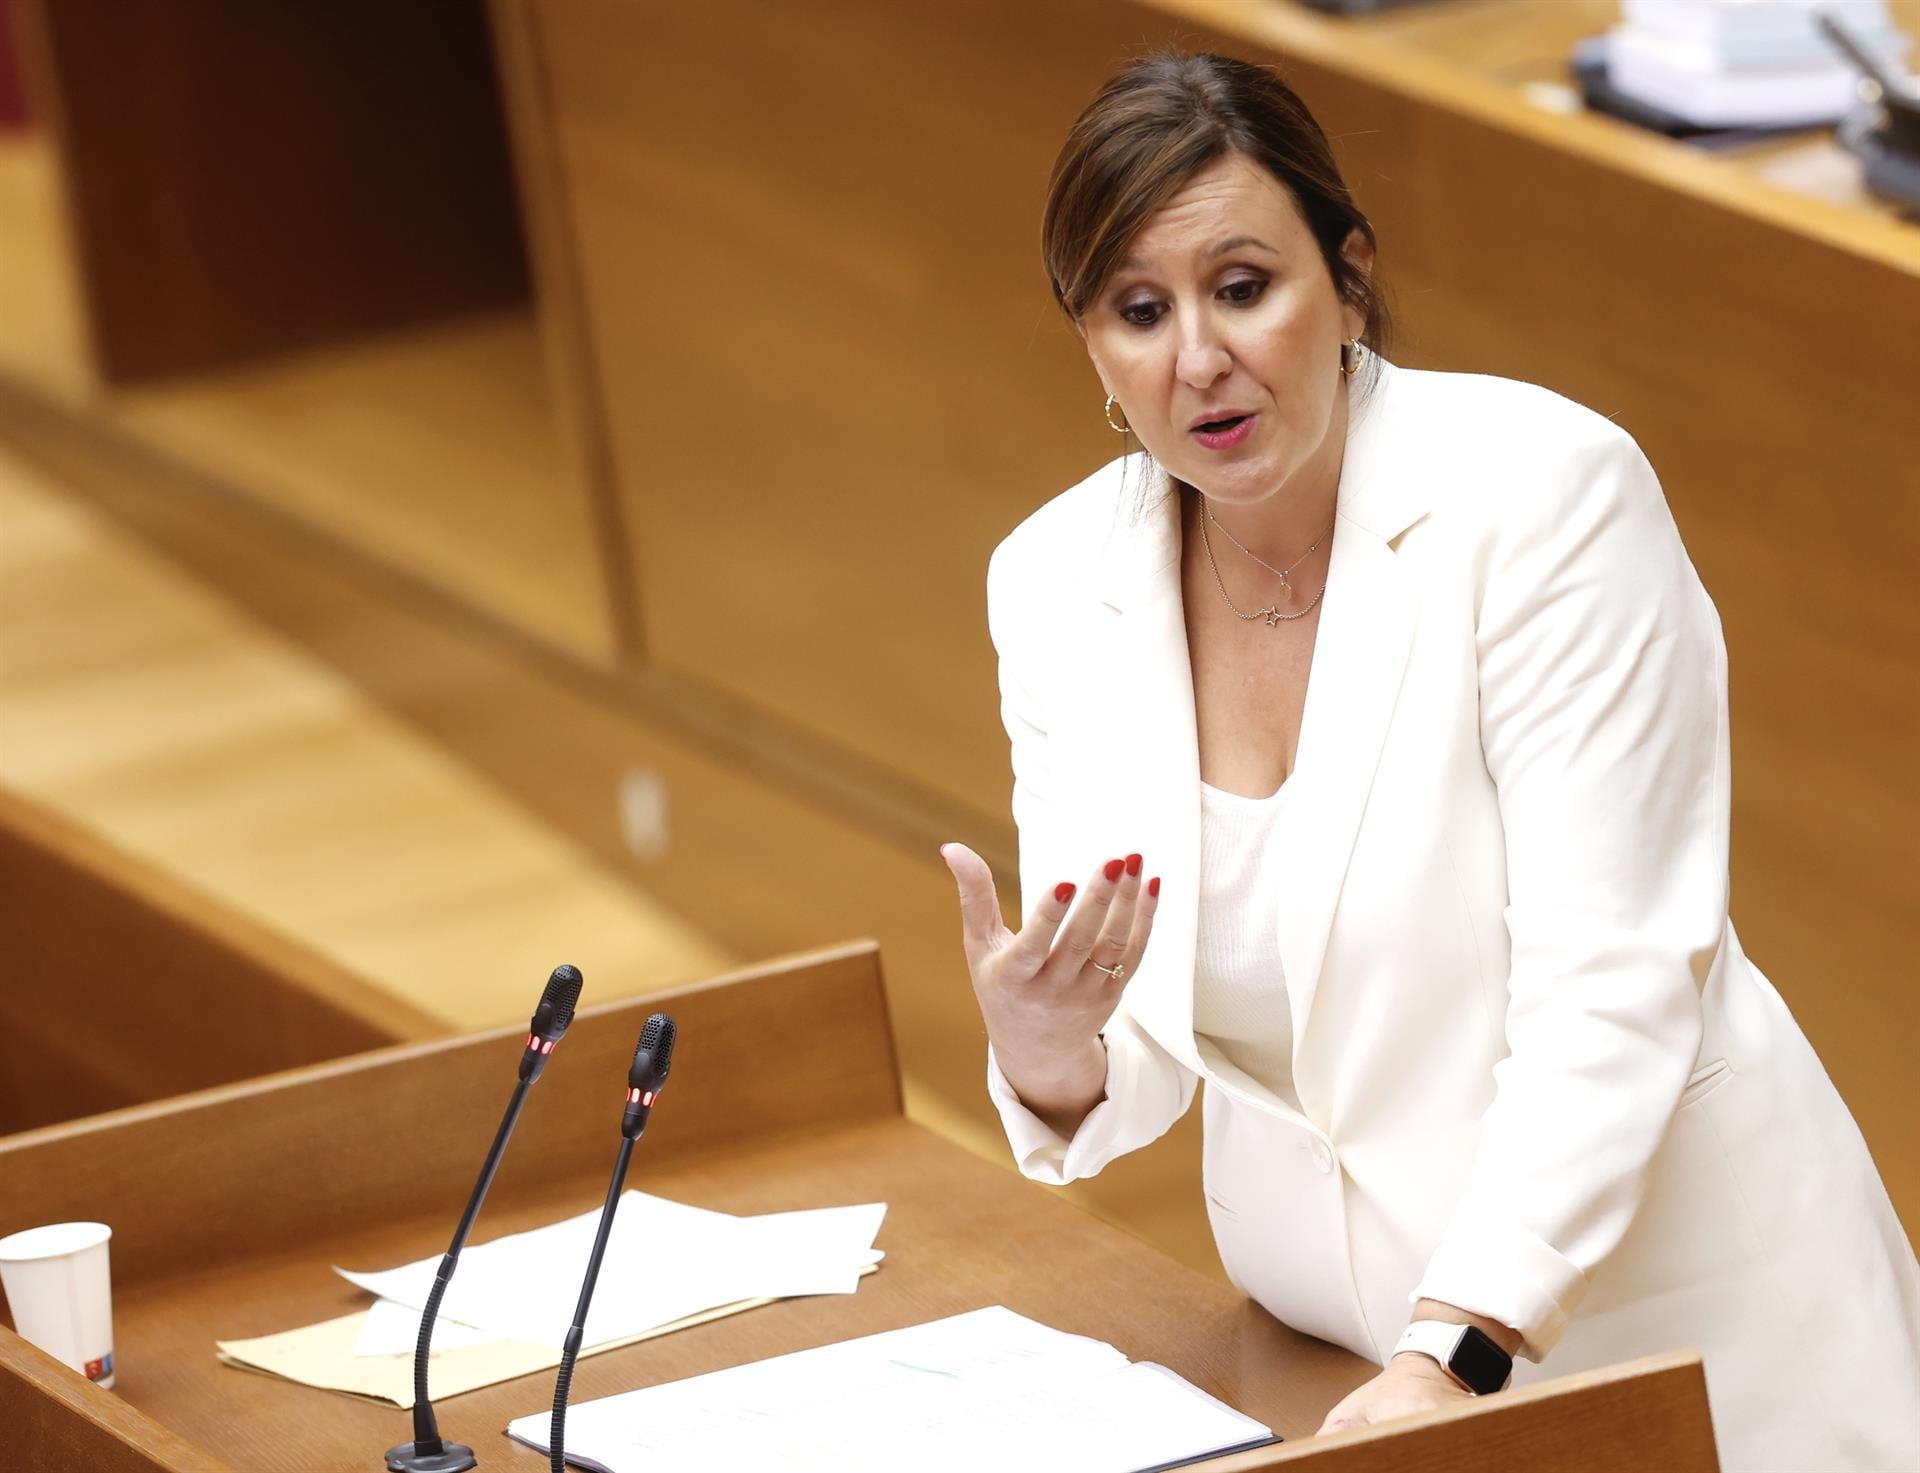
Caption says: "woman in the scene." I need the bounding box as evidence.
[939,51,1920,1472]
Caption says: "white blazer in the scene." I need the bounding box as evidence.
[983,356,1920,1472]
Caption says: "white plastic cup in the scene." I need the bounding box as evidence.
[0,1222,116,1388]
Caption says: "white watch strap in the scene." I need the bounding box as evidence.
[1394,1320,1470,1386]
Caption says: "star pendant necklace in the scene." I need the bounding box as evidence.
[1196,501,1334,627]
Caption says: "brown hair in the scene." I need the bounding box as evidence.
[1041,50,1392,368]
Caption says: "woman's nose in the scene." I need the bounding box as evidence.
[1175,320,1231,388]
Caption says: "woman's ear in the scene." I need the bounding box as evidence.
[1339,227,1377,339]
[1341,226,1376,286]
[1082,330,1115,399]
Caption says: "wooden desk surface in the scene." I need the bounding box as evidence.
[1364,0,1920,227]
[0,944,1370,1471]
[111,1117,1362,1470]
[1138,0,1920,272]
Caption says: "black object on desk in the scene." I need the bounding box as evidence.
[1818,10,1920,209]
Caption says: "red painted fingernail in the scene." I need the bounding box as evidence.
[1055,882,1076,904]
[1148,876,1161,898]
[1103,858,1125,883]
[1125,853,1142,878]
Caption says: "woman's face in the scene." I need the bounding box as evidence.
[1082,152,1372,509]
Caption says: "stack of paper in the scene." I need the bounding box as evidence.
[215,1193,885,1407]
[506,1306,1277,1473]
[340,1193,886,1355]
[1607,0,1913,127]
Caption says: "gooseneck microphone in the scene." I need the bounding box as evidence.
[549,1013,677,1473]
[385,964,584,1473]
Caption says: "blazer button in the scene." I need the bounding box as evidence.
[1310,1140,1334,1174]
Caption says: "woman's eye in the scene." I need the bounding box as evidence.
[1222,277,1267,304]
[1119,301,1162,327]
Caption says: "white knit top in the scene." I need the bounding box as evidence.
[1191,777,1300,1113]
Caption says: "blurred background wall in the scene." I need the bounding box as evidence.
[0,1,24,129]
[0,0,1914,1276]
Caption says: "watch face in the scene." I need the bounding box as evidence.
[1452,1326,1512,1394]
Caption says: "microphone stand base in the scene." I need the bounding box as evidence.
[385,1440,477,1472]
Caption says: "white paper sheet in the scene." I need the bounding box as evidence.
[351,1297,501,1358]
[504,1305,1275,1473]
[337,1193,885,1352]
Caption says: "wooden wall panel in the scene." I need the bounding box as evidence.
[0,945,898,1282]
[0,0,26,129]
[534,0,1176,826]
[0,375,1221,1270]
[20,0,530,382]
[487,0,643,660]
[0,1332,229,1473]
[0,783,431,1136]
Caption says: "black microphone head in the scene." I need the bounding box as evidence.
[628,1013,677,1093]
[530,964,584,1043]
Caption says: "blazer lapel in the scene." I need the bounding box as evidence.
[1084,356,1427,1077]
[1274,519,1416,1052]
[1091,461,1206,1073]
[1276,357,1425,1053]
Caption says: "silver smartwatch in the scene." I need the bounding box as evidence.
[1393,1319,1513,1394]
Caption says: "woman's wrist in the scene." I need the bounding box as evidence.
[1404,1297,1524,1359]
[996,1036,1108,1137]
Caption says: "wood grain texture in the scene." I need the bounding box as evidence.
[0,118,615,661]
[0,376,1066,1256]
[0,948,1386,1473]
[486,0,644,663]
[0,781,432,1136]
[1142,0,1920,262]
[1206,1351,1717,1472]
[17,0,531,382]
[0,133,88,399]
[534,0,1149,827]
[3,1119,1371,1472]
[0,427,735,1039]
[0,0,25,128]
[0,942,898,1285]
[0,1331,229,1473]
[106,310,620,662]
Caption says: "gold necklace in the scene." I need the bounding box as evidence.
[1196,505,1331,626]
[1204,504,1329,602]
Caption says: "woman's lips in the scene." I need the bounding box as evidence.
[1192,413,1255,450]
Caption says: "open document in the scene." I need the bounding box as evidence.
[337,1192,885,1351]
[215,1193,885,1407]
[506,1305,1278,1473]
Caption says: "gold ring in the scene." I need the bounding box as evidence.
[1092,961,1125,981]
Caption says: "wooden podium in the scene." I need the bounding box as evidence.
[0,942,1718,1471]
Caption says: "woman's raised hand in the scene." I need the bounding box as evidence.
[939,843,1161,1125]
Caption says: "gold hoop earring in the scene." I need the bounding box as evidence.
[1104,394,1130,434]
[1339,339,1366,379]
